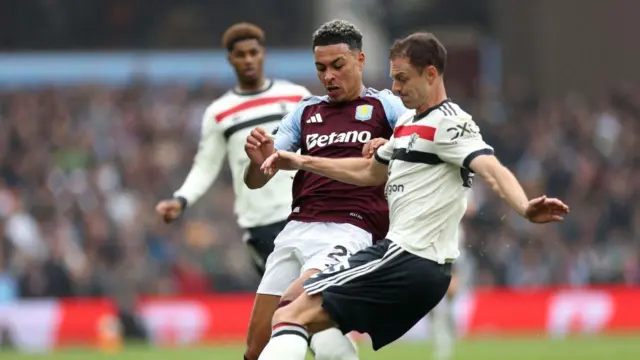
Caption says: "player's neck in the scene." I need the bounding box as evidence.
[236,78,269,94]
[418,84,447,114]
[344,84,366,102]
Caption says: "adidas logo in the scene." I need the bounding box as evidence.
[306,114,323,123]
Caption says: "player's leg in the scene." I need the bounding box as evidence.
[431,264,459,360]
[435,272,457,360]
[244,236,300,360]
[245,294,281,360]
[282,223,371,360]
[260,239,452,360]
[431,295,454,360]
[258,292,334,360]
[280,269,358,360]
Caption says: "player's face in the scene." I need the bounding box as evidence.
[314,44,364,102]
[390,57,438,110]
[228,39,265,86]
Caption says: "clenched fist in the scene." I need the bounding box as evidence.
[155,198,185,224]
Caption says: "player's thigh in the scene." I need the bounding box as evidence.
[281,268,320,303]
[244,293,281,359]
[301,222,373,273]
[256,229,303,297]
[274,291,337,335]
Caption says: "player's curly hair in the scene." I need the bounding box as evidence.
[389,32,447,74]
[312,20,363,51]
[222,22,265,52]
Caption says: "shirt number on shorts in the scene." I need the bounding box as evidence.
[323,246,352,274]
[326,245,348,265]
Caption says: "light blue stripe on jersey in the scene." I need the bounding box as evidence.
[366,88,409,129]
[274,95,327,152]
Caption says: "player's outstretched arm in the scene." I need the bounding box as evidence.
[469,155,569,223]
[262,151,388,187]
[157,109,225,223]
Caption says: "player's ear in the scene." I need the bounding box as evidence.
[424,65,438,84]
[357,51,365,70]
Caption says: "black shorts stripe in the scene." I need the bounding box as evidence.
[374,151,390,165]
[223,114,284,140]
[391,148,444,165]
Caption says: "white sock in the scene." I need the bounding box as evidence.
[258,323,308,360]
[431,302,455,360]
[310,328,359,360]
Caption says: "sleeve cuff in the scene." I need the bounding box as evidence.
[174,196,188,210]
[462,148,494,170]
[374,151,390,165]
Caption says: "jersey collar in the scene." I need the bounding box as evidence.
[232,79,274,96]
[413,98,451,122]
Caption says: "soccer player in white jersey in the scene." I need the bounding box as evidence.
[256,32,570,359]
[155,23,310,273]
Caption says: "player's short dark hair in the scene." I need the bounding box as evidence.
[312,20,363,51]
[389,32,447,74]
[222,22,265,52]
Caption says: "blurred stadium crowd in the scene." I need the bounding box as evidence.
[0,78,639,306]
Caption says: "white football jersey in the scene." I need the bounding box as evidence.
[374,100,493,263]
[174,79,311,229]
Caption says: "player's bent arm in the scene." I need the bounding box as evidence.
[469,154,528,218]
[245,98,306,189]
[173,111,226,206]
[300,156,388,187]
[244,161,275,189]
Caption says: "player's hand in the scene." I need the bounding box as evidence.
[261,151,304,175]
[524,196,569,223]
[245,127,275,165]
[362,138,388,159]
[155,199,184,224]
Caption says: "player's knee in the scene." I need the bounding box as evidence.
[272,304,298,325]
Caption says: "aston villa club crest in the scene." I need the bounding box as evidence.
[406,133,418,153]
[355,105,373,121]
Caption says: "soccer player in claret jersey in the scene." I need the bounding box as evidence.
[155,22,311,273]
[257,32,570,359]
[243,20,408,360]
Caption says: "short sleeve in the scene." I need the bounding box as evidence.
[371,89,410,129]
[273,96,324,152]
[433,117,494,169]
[374,136,395,165]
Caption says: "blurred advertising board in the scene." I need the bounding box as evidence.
[1,287,639,351]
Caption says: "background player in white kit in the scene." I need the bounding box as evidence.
[155,22,310,273]
[256,32,569,359]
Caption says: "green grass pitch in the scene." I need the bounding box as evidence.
[2,335,640,360]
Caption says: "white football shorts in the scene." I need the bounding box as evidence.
[256,220,372,296]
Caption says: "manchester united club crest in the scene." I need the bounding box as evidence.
[406,133,418,153]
